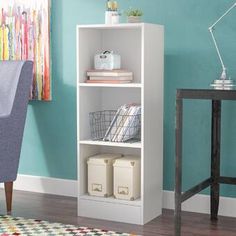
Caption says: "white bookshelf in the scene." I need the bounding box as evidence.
[77,23,164,225]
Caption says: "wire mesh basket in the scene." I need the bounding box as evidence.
[89,110,141,142]
[89,110,117,141]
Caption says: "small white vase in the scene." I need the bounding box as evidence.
[127,16,141,23]
[105,11,120,24]
[105,11,113,24]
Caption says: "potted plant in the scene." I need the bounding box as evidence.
[125,8,143,23]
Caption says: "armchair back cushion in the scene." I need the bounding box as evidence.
[0,61,33,183]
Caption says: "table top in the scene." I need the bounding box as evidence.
[177,89,236,100]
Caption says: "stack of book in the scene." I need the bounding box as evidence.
[103,104,141,142]
[86,70,133,84]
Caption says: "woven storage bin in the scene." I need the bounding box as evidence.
[113,156,141,201]
[87,153,122,197]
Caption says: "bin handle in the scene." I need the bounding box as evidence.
[103,51,112,54]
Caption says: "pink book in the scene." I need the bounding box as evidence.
[86,80,131,84]
[87,69,133,77]
[89,76,133,81]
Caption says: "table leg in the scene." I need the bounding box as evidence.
[211,100,221,221]
[175,98,183,236]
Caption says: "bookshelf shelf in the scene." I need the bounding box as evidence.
[79,83,142,88]
[77,23,164,225]
[80,194,142,207]
[79,140,142,149]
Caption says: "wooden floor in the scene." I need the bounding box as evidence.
[0,190,236,236]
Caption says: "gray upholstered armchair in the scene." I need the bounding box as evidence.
[0,61,33,213]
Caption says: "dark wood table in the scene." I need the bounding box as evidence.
[175,89,236,236]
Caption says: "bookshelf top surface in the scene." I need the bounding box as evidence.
[77,23,163,30]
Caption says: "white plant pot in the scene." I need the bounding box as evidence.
[127,16,141,23]
[105,11,120,25]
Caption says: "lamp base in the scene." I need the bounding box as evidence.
[210,79,236,90]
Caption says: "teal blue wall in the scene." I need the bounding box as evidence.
[19,0,236,197]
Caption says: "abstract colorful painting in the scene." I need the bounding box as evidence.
[0,0,51,101]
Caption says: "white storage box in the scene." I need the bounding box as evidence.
[94,51,121,70]
[113,156,141,201]
[87,153,122,197]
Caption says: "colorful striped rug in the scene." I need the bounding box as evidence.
[0,215,137,236]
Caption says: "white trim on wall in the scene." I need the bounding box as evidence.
[163,190,236,218]
[0,175,78,197]
[1,176,236,218]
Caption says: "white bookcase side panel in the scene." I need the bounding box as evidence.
[142,24,164,224]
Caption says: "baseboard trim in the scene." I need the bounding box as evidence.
[163,190,236,218]
[0,175,77,197]
[1,176,236,218]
